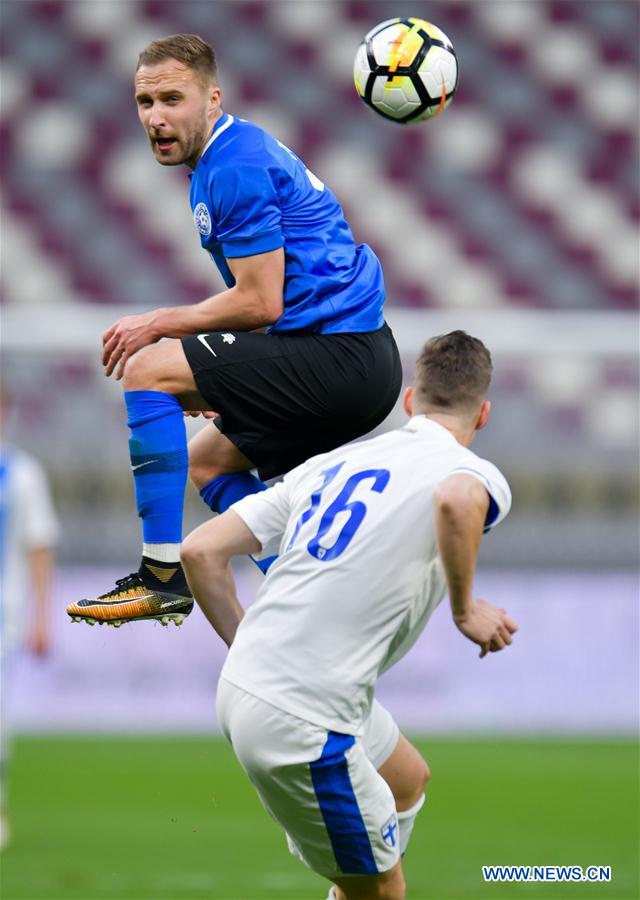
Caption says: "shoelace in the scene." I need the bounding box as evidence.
[100,573,143,599]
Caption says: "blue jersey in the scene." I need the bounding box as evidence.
[189,114,385,334]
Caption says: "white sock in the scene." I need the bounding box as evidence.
[142,542,181,563]
[398,793,426,855]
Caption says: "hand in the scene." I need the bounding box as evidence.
[183,410,219,419]
[454,599,518,658]
[26,625,50,658]
[102,311,161,380]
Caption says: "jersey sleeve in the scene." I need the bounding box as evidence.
[213,164,284,259]
[230,477,293,559]
[16,454,60,547]
[448,459,512,534]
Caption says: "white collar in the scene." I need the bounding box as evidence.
[200,113,235,159]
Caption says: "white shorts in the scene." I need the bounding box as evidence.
[361,698,400,771]
[217,678,401,879]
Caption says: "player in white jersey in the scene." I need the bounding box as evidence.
[181,331,518,899]
[0,436,59,849]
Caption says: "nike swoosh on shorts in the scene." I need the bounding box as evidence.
[197,334,217,357]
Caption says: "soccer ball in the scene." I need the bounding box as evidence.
[353,17,458,124]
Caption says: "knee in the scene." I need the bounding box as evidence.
[179,531,208,573]
[188,440,225,491]
[396,754,430,811]
[420,757,431,792]
[402,756,430,809]
[122,345,163,392]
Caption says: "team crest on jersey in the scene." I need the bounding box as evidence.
[221,333,236,344]
[194,202,212,236]
[381,814,398,848]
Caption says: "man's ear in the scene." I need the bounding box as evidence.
[208,85,222,114]
[403,386,414,417]
[476,399,491,431]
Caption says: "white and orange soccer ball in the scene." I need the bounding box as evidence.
[353,17,458,124]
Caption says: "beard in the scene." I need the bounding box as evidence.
[151,125,209,168]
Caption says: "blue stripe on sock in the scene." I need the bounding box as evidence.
[130,450,188,475]
[310,732,377,875]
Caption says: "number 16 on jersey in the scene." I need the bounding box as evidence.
[287,464,391,562]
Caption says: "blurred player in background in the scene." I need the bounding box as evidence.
[0,394,59,849]
[67,33,401,627]
[181,332,518,899]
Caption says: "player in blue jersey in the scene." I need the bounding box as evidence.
[67,34,402,626]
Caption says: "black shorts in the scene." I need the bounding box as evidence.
[181,323,402,480]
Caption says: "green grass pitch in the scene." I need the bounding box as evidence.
[1,737,637,900]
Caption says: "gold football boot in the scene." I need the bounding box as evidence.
[67,561,193,627]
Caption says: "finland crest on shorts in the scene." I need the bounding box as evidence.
[381,813,399,848]
[194,202,212,236]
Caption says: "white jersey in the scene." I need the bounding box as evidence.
[221,416,511,735]
[0,446,59,653]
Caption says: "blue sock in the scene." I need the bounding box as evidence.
[199,472,267,514]
[125,390,188,545]
[200,473,277,574]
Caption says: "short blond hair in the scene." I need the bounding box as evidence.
[414,331,492,411]
[137,34,217,83]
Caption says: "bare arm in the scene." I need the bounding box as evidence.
[102,248,285,378]
[26,545,55,657]
[435,473,518,658]
[180,511,262,647]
